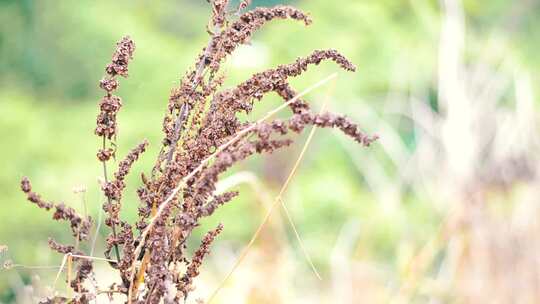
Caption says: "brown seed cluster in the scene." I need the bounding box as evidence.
[21,177,92,241]
[207,6,312,72]
[237,0,251,12]
[95,36,135,141]
[102,140,148,269]
[178,224,223,297]
[209,0,229,29]
[21,177,94,301]
[105,36,136,78]
[102,140,149,202]
[20,3,377,303]
[47,239,95,301]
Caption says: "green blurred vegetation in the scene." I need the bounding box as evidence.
[1,0,540,302]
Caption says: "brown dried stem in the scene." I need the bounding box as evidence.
[101,136,121,264]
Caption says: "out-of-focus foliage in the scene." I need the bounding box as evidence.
[2,0,540,303]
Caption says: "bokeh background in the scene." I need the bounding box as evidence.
[2,0,540,303]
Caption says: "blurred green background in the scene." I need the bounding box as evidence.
[2,0,540,303]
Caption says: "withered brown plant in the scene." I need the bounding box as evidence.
[20,1,376,303]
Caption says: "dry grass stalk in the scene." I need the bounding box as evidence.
[207,100,328,303]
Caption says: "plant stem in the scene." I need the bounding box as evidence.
[101,136,121,264]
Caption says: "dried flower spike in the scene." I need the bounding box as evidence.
[19,2,376,303]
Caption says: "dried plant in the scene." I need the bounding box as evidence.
[19,1,376,303]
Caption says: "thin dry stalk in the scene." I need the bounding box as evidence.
[278,197,322,280]
[207,91,330,303]
[215,171,321,280]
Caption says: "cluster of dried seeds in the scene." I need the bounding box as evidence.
[20,178,94,300]
[21,178,92,241]
[20,1,376,303]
